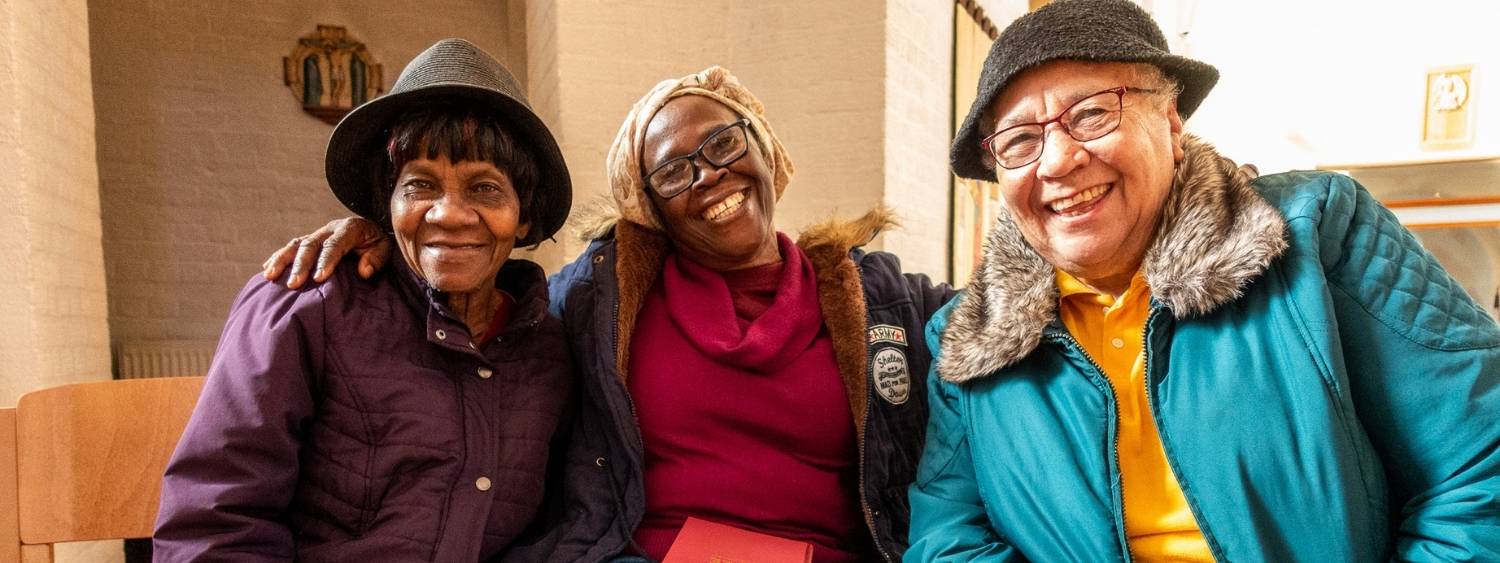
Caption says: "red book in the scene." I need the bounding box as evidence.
[662,517,814,563]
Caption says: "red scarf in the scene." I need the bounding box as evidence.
[660,233,822,372]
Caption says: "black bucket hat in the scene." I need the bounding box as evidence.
[325,38,571,246]
[951,0,1219,182]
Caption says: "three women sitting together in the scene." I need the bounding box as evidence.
[153,0,1500,560]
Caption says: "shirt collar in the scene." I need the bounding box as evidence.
[1055,268,1150,311]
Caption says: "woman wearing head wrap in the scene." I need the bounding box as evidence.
[267,66,954,562]
[154,39,574,562]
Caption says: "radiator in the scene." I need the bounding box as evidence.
[114,340,217,379]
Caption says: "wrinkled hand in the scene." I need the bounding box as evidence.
[262,217,392,289]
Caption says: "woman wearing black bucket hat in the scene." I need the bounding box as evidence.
[153,39,575,562]
[915,0,1500,561]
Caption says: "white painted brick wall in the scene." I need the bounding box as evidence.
[882,0,956,284]
[0,0,112,400]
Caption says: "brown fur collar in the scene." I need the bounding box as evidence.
[937,135,1288,384]
[611,206,898,434]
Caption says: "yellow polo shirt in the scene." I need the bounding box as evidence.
[1056,269,1213,562]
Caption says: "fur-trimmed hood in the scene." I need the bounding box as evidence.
[937,135,1288,383]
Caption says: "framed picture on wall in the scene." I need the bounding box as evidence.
[1422,65,1476,150]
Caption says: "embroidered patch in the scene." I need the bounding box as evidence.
[872,347,910,405]
[868,324,907,346]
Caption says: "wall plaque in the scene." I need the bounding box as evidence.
[1423,65,1475,150]
[284,25,384,125]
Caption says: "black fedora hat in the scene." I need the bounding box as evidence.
[951,0,1219,182]
[325,38,571,246]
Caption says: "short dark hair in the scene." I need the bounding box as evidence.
[375,99,540,233]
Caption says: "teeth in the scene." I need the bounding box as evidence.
[703,191,747,221]
[1049,184,1110,215]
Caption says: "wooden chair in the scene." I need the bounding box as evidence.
[0,377,205,563]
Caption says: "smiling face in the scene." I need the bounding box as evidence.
[389,154,530,295]
[987,60,1184,294]
[642,96,779,271]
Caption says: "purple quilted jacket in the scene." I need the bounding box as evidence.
[153,257,573,562]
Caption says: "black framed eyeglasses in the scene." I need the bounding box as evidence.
[981,86,1158,170]
[645,118,751,199]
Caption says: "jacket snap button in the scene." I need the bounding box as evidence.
[592,254,604,264]
[475,476,492,491]
[594,457,606,467]
[478,367,493,379]
[435,329,447,340]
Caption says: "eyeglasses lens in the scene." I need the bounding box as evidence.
[988,89,1124,169]
[648,122,750,197]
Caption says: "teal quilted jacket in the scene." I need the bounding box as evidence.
[909,138,1500,562]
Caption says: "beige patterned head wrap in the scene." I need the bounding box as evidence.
[606,66,795,230]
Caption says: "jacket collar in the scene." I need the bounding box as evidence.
[609,207,898,434]
[391,255,552,347]
[937,135,1288,384]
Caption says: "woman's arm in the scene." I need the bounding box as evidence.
[152,277,326,562]
[1285,173,1500,560]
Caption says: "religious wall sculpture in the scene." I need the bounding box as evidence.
[284,25,384,124]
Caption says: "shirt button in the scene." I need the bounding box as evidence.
[1110,337,1125,349]
[478,367,493,379]
[475,476,492,491]
[435,329,447,340]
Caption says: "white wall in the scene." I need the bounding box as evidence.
[1153,0,1499,171]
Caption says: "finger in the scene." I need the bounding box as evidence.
[264,238,296,272]
[263,238,301,280]
[312,234,352,283]
[359,237,394,279]
[312,218,378,282]
[286,239,321,289]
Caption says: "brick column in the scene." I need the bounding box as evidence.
[726,0,889,254]
[881,0,956,283]
[0,0,111,403]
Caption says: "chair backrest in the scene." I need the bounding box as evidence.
[0,376,205,563]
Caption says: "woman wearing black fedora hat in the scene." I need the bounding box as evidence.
[914,0,1500,561]
[153,39,575,562]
